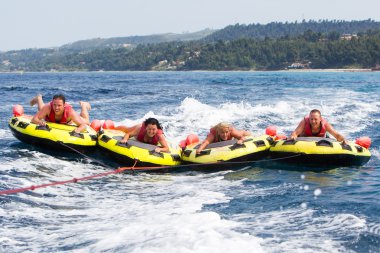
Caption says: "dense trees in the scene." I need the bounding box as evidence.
[203,19,380,42]
[1,20,379,72]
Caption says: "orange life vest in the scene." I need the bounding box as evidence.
[303,115,327,137]
[137,124,163,145]
[45,101,72,124]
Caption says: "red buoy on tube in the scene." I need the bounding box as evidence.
[90,119,103,132]
[265,126,277,136]
[355,137,371,149]
[13,104,24,116]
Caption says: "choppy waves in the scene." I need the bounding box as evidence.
[1,72,379,252]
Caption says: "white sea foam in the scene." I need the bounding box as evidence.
[0,170,266,253]
[0,129,13,139]
[102,94,377,145]
[233,208,366,253]
[2,73,378,253]
[367,222,380,236]
[369,147,380,161]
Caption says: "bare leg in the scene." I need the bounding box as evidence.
[30,94,44,111]
[79,101,91,125]
[115,125,134,133]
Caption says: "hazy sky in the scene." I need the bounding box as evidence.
[1,0,379,51]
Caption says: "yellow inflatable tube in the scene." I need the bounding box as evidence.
[98,129,182,167]
[181,135,274,164]
[269,137,371,166]
[9,115,98,151]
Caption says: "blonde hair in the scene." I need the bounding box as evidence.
[214,122,231,132]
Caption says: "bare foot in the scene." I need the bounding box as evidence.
[30,94,42,106]
[79,101,91,111]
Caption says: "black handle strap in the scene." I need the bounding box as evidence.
[195,149,211,157]
[70,131,84,139]
[229,143,246,150]
[316,139,333,147]
[149,150,164,158]
[35,124,50,131]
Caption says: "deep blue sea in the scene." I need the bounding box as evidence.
[0,71,379,253]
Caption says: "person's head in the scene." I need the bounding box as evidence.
[214,122,231,141]
[143,118,162,137]
[309,109,322,128]
[52,94,66,115]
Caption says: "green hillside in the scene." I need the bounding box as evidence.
[1,20,379,72]
[204,19,380,42]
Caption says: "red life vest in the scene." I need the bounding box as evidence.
[45,101,72,124]
[209,127,232,142]
[137,124,163,145]
[303,116,327,137]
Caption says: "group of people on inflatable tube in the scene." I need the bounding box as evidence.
[18,94,370,152]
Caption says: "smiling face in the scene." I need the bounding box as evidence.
[52,98,65,116]
[145,124,158,138]
[309,111,322,129]
[217,127,230,141]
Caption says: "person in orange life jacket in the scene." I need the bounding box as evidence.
[30,94,91,134]
[289,109,348,145]
[196,122,251,154]
[116,117,169,153]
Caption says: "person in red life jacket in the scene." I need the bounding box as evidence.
[116,118,169,153]
[30,94,91,134]
[196,122,251,154]
[289,109,348,144]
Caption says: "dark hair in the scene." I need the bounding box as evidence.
[53,94,66,104]
[143,117,162,130]
[310,109,321,115]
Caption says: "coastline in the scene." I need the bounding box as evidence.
[0,68,378,73]
[282,68,373,72]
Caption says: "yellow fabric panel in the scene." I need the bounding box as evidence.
[98,129,182,166]
[9,116,97,147]
[270,138,371,157]
[181,135,272,164]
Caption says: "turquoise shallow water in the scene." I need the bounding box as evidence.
[0,71,379,252]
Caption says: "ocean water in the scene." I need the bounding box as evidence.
[0,71,379,253]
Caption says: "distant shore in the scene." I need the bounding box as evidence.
[282,68,373,72]
[1,68,379,73]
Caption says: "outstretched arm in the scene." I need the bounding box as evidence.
[196,134,214,154]
[31,105,50,126]
[325,122,347,144]
[69,110,87,133]
[231,128,250,144]
[156,135,169,153]
[116,125,139,143]
[289,119,305,140]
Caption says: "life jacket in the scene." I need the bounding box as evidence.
[209,127,232,142]
[45,101,72,124]
[137,123,163,145]
[303,115,327,137]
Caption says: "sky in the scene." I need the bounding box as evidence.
[1,0,380,51]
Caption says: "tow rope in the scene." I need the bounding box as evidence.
[0,139,140,196]
[0,140,302,196]
[0,160,138,195]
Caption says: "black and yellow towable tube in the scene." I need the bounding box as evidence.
[9,115,98,152]
[269,137,371,166]
[98,129,182,167]
[181,135,274,164]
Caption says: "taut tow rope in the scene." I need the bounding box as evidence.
[0,160,138,196]
[0,140,303,196]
